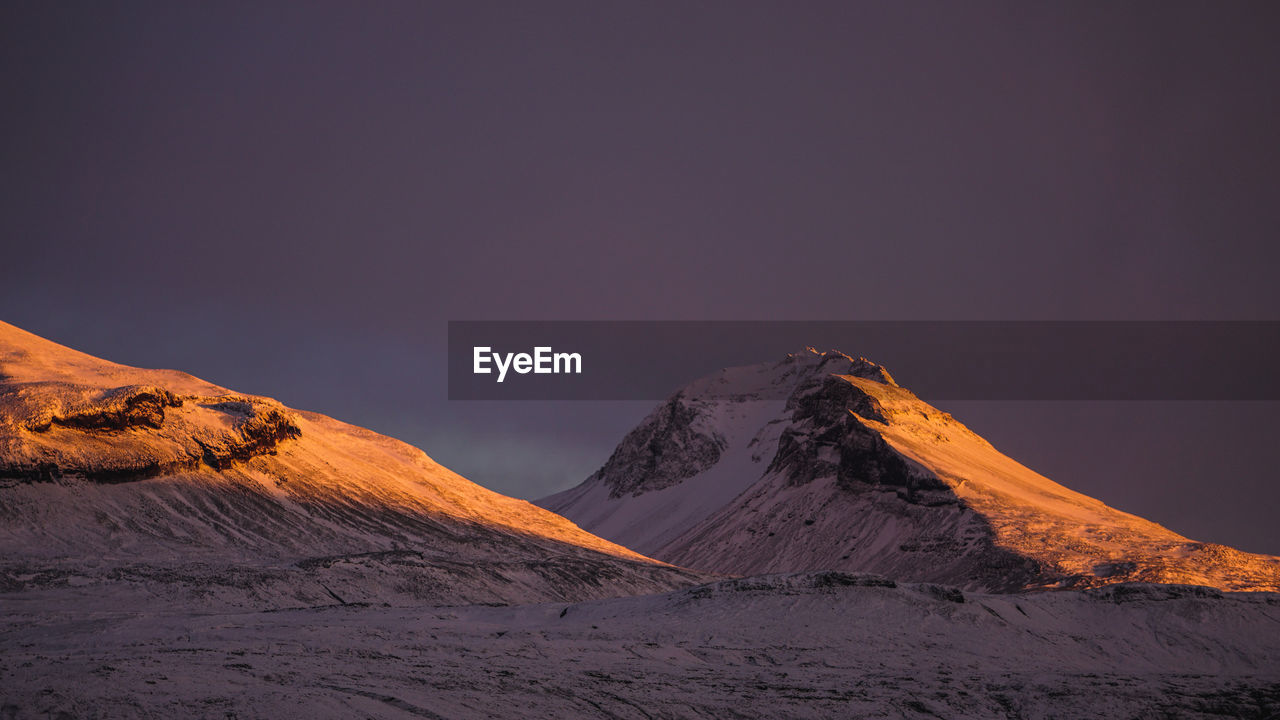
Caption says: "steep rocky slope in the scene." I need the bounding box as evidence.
[0,321,705,608]
[541,348,1280,592]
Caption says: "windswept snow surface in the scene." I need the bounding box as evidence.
[542,349,1280,592]
[3,573,1279,719]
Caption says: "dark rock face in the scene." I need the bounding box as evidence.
[1087,583,1226,603]
[769,375,945,497]
[39,385,181,431]
[0,383,181,432]
[195,405,301,470]
[595,393,726,499]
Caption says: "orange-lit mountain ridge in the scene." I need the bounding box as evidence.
[0,321,704,609]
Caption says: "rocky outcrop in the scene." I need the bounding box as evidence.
[0,381,301,484]
[190,401,301,470]
[769,374,947,497]
[16,384,181,431]
[594,393,726,499]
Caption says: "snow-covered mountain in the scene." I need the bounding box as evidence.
[0,321,704,608]
[4,329,1278,719]
[541,348,1280,592]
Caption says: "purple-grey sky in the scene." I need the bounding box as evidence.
[2,2,1279,553]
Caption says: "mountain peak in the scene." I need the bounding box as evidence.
[542,349,1280,593]
[790,347,898,387]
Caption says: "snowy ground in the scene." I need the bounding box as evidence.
[4,573,1279,719]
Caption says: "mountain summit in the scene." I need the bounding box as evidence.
[540,348,1280,592]
[0,321,703,608]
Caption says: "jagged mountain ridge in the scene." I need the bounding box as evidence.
[540,348,1280,592]
[0,321,706,608]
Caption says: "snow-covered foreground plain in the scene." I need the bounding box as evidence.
[4,573,1280,719]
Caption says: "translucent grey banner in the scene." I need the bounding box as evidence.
[447,321,1280,401]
